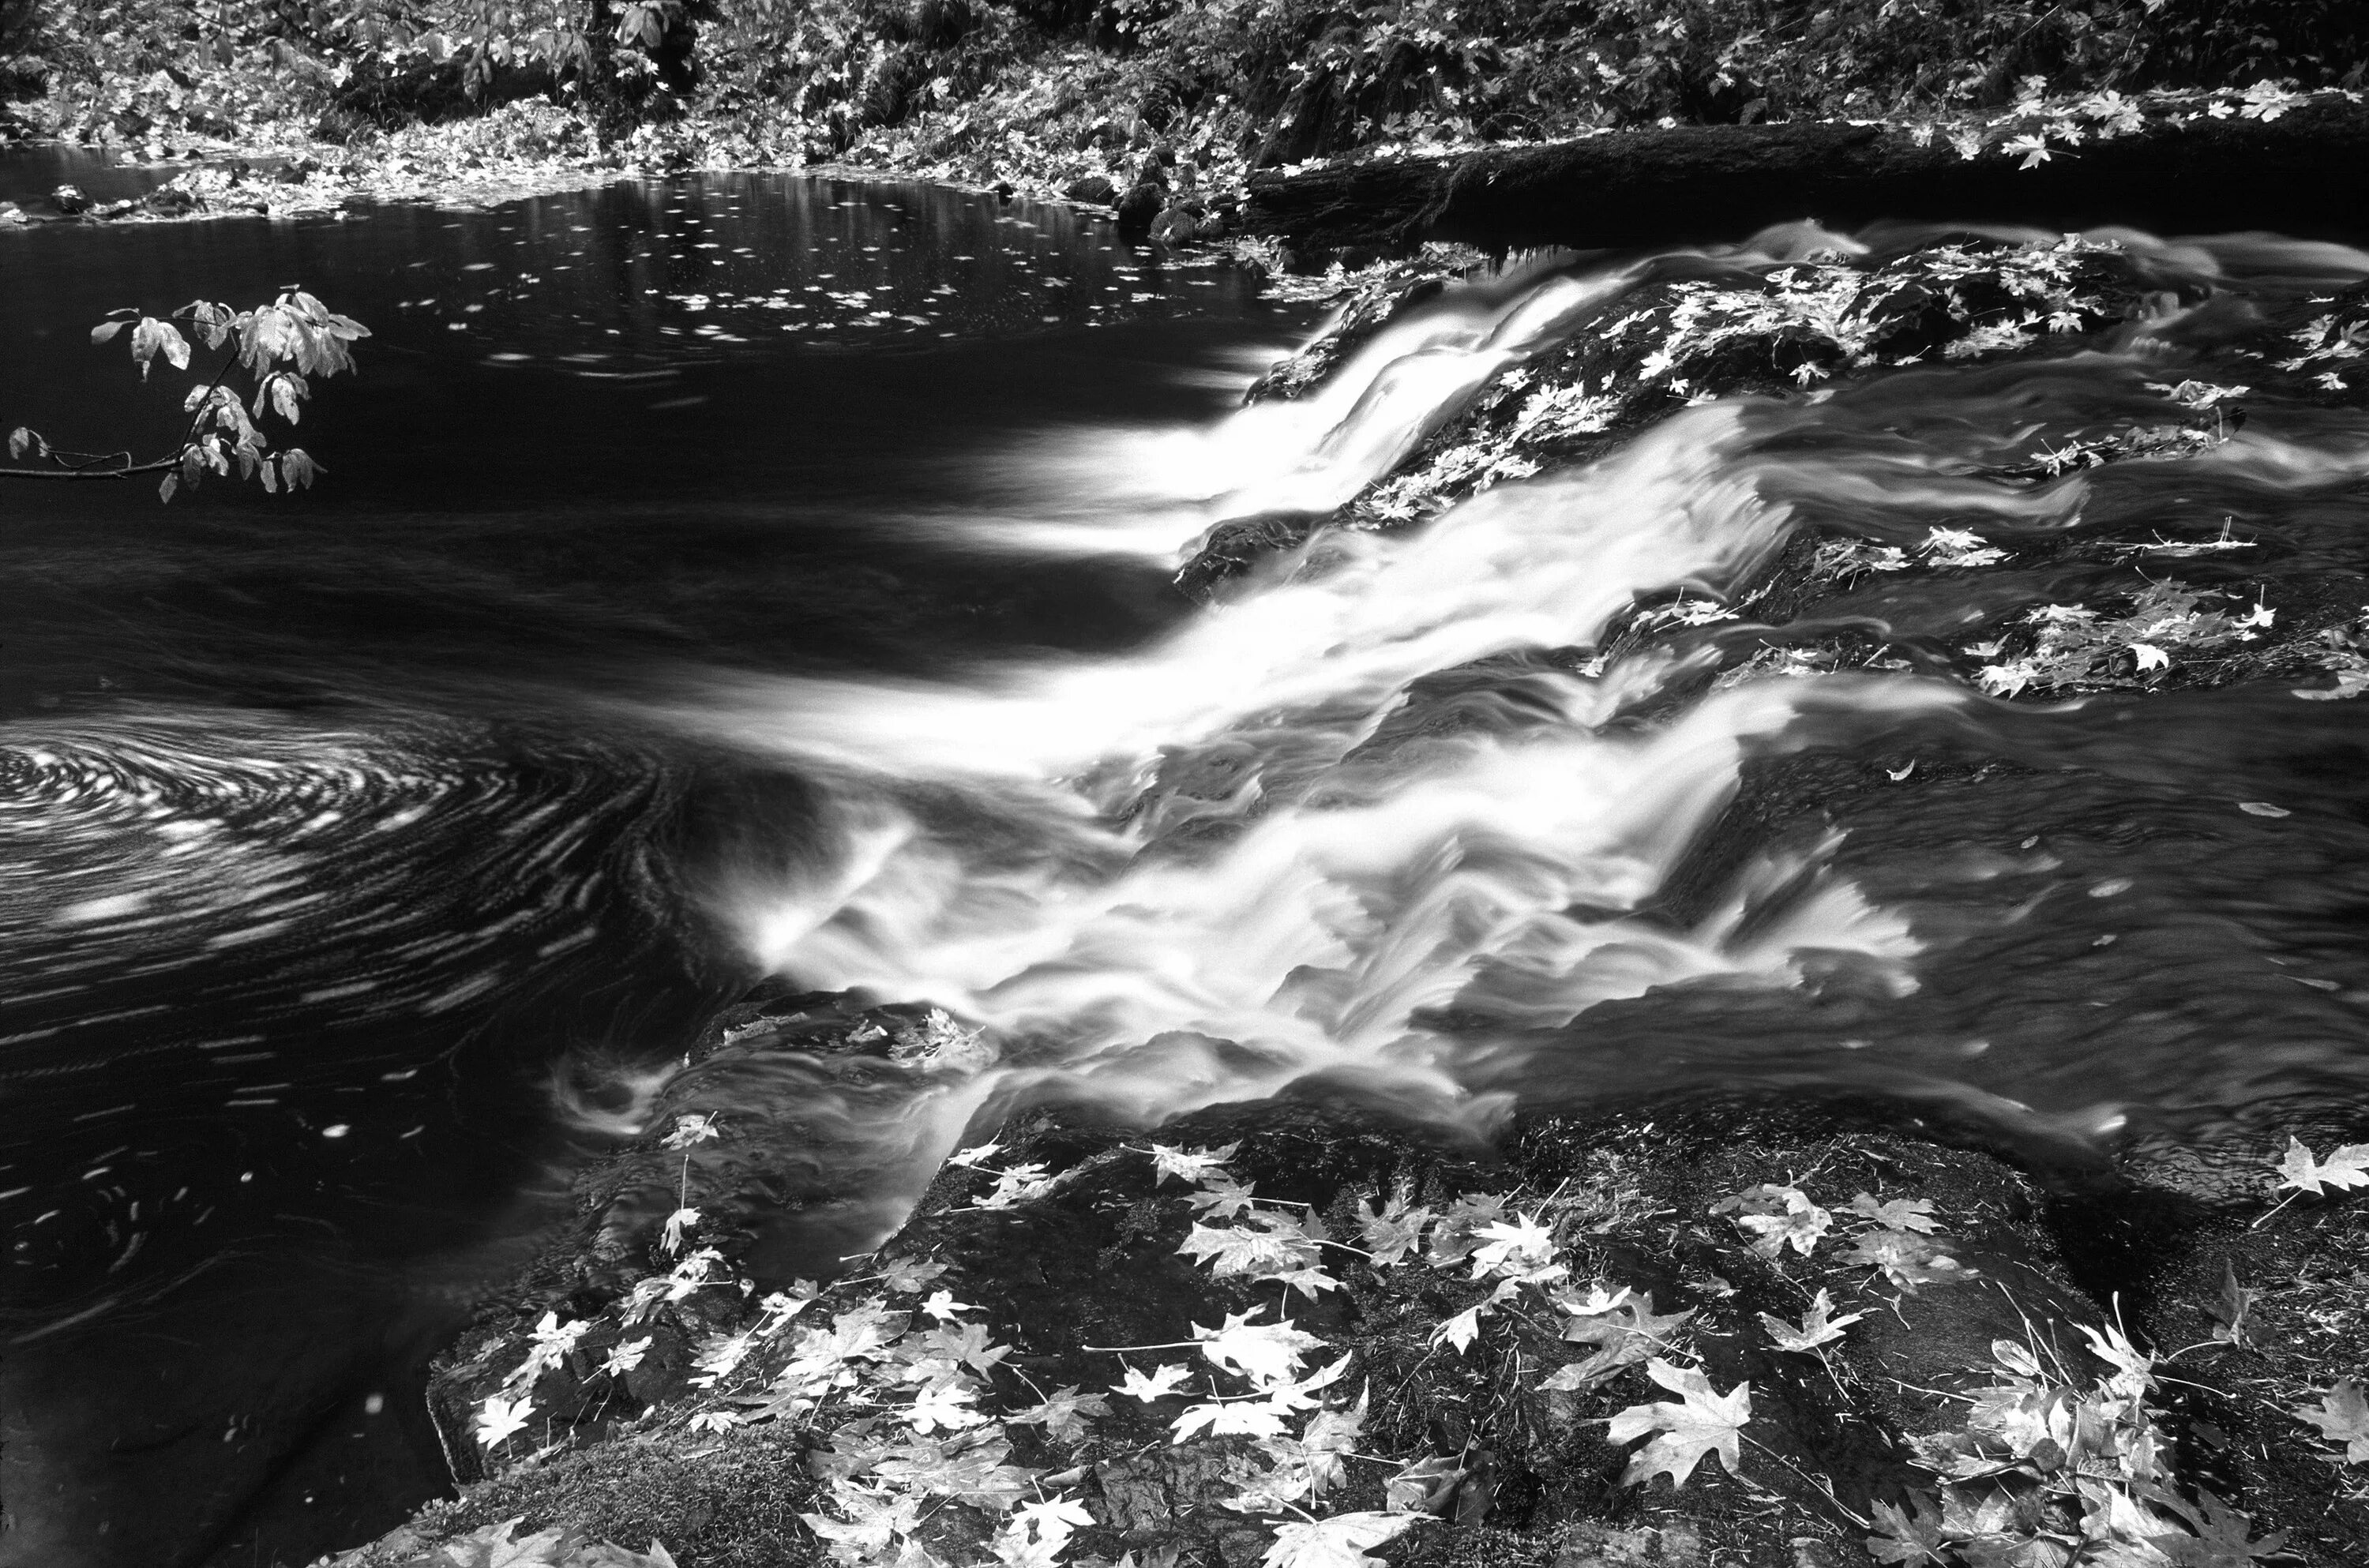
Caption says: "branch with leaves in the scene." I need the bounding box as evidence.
[5,291,368,501]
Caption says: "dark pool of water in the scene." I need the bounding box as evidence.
[0,161,1302,1568]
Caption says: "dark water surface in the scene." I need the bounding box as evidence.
[6,158,2369,1568]
[0,164,1291,1567]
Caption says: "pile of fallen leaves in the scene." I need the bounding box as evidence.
[333,1111,2369,1568]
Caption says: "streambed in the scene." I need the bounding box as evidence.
[3,162,2367,1567]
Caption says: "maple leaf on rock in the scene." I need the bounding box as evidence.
[1012,1496,1096,1550]
[1865,1493,1948,1565]
[1261,1510,1421,1568]
[1297,1385,1368,1496]
[1181,1210,1323,1277]
[1147,1142,1239,1185]
[1186,1173,1260,1219]
[1194,1307,1323,1386]
[2209,1262,2259,1345]
[1470,1212,1556,1276]
[1605,1357,1754,1489]
[1846,1193,1943,1234]
[902,1380,986,1435]
[2149,1491,2288,1567]
[1732,1185,1834,1259]
[1170,1391,1295,1442]
[2076,1321,2157,1397]
[1263,1265,1344,1299]
[880,1257,950,1295]
[1425,1193,1511,1264]
[921,1289,974,1322]
[1357,1193,1432,1265]
[1549,1292,1694,1387]
[2293,1378,2369,1463]
[870,1435,1038,1504]
[1113,1362,1194,1401]
[474,1392,535,1451]
[1432,1304,1485,1353]
[1005,1384,1110,1441]
[1841,1228,1975,1293]
[1759,1288,1864,1352]
[1383,1454,1466,1515]
[799,1485,922,1563]
[2274,1136,2369,1195]
[430,1517,588,1568]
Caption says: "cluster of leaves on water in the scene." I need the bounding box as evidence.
[4,293,363,499]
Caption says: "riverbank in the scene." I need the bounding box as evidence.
[3,0,2364,277]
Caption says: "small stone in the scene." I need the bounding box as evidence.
[1063,174,1117,205]
[50,183,87,215]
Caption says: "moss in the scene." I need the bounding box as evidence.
[354,1424,822,1568]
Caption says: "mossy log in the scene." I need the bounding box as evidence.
[1241,99,2369,255]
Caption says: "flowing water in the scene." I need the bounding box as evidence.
[4,159,2369,1566]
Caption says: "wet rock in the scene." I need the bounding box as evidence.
[1240,261,1460,403]
[1147,201,1208,246]
[1062,174,1117,205]
[50,182,87,215]
[340,1067,2303,1568]
[1114,182,1163,242]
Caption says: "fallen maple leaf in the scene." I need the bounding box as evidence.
[1864,1493,1947,1565]
[2293,1378,2369,1463]
[1146,1142,1238,1185]
[2149,1490,2288,1566]
[1846,1193,1942,1234]
[1181,1211,1323,1277]
[1470,1212,1556,1276]
[1357,1194,1432,1265]
[473,1393,535,1452]
[1716,1184,1834,1259]
[1260,1510,1420,1568]
[2209,1262,2260,1345]
[2274,1136,2369,1195]
[1113,1362,1193,1401]
[1758,1289,1864,1353]
[1194,1307,1324,1386]
[1605,1357,1753,1489]
[1551,1292,1695,1387]
[1432,1304,1485,1353]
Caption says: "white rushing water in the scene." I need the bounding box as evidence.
[660,256,1965,1145]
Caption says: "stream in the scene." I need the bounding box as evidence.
[4,156,2368,1567]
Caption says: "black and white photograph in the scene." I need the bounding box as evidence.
[2,3,2367,1564]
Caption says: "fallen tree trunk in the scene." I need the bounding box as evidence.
[1241,99,2369,256]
